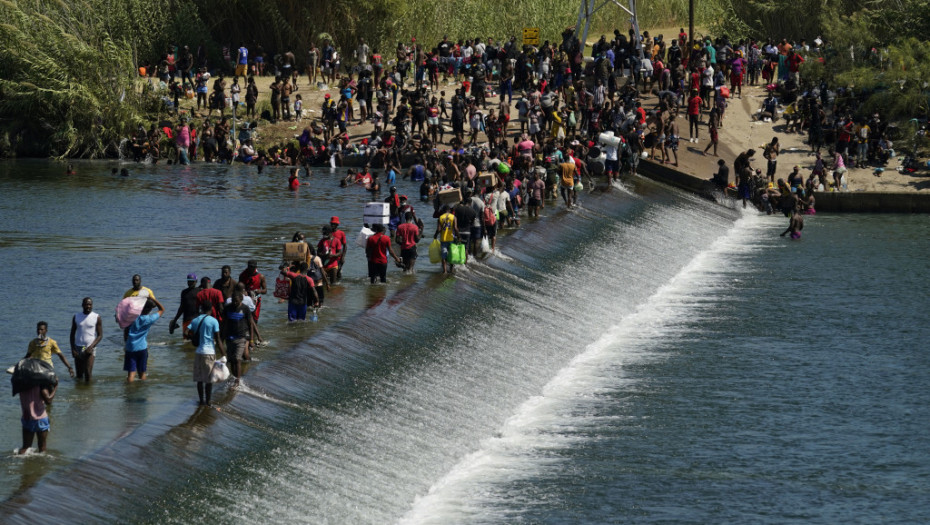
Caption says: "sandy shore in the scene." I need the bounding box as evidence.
[646,84,930,193]
[173,73,928,193]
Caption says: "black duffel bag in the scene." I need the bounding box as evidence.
[11,358,58,396]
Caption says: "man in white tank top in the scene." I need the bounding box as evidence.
[70,297,103,382]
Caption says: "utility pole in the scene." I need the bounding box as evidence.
[575,0,644,63]
[689,0,695,51]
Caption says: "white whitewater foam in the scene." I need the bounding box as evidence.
[399,213,766,524]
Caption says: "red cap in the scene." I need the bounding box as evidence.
[330,216,340,224]
[325,93,331,98]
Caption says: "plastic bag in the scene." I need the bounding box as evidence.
[11,358,58,396]
[429,239,442,264]
[355,226,374,248]
[449,242,467,265]
[209,356,230,383]
[115,296,148,329]
[480,236,491,254]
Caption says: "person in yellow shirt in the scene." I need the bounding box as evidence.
[123,274,156,299]
[560,161,578,208]
[24,321,74,377]
[433,204,458,274]
[550,108,564,139]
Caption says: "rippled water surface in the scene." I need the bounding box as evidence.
[1,160,928,524]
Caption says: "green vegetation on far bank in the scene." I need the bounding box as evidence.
[1,0,928,158]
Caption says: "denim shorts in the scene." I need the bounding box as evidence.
[22,417,50,433]
[123,350,148,373]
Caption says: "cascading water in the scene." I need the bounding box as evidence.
[0,171,742,523]
[5,160,926,524]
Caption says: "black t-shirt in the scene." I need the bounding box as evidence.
[438,41,451,58]
[451,97,465,119]
[180,287,200,322]
[454,203,477,231]
[288,273,310,306]
[357,79,371,100]
[223,303,251,339]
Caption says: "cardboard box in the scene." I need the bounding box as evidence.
[283,242,309,262]
[438,188,463,206]
[477,172,498,188]
[363,214,391,226]
[364,202,391,216]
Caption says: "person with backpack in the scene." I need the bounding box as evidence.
[281,262,319,321]
[188,301,223,405]
[306,246,330,304]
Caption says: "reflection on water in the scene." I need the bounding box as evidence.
[5,159,926,524]
[0,158,433,503]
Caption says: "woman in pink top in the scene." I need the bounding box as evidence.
[833,152,847,191]
[176,120,191,165]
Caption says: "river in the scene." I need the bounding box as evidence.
[1,160,928,523]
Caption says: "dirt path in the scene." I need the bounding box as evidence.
[173,73,928,192]
[655,83,929,193]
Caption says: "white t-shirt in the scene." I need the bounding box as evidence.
[492,190,509,213]
[605,145,619,161]
[357,43,370,64]
[702,66,714,87]
[73,312,100,347]
[225,295,256,312]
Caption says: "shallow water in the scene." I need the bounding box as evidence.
[1,160,928,523]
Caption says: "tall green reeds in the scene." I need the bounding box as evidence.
[0,0,167,157]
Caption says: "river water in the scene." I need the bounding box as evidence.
[1,160,928,523]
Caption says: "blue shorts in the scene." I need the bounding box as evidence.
[22,417,50,433]
[288,302,307,321]
[738,183,751,199]
[440,241,452,261]
[124,350,148,373]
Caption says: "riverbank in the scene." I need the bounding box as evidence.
[630,81,930,211]
[163,71,930,208]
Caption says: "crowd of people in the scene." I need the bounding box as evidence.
[131,25,900,208]
[24,24,914,454]
[15,265,268,453]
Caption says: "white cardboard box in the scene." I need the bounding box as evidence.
[364,202,390,216]
[363,214,391,225]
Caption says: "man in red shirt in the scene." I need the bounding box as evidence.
[195,277,225,322]
[317,225,344,285]
[329,216,347,281]
[687,90,703,142]
[238,260,267,321]
[365,224,400,284]
[635,101,647,125]
[394,212,421,272]
[787,50,804,84]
